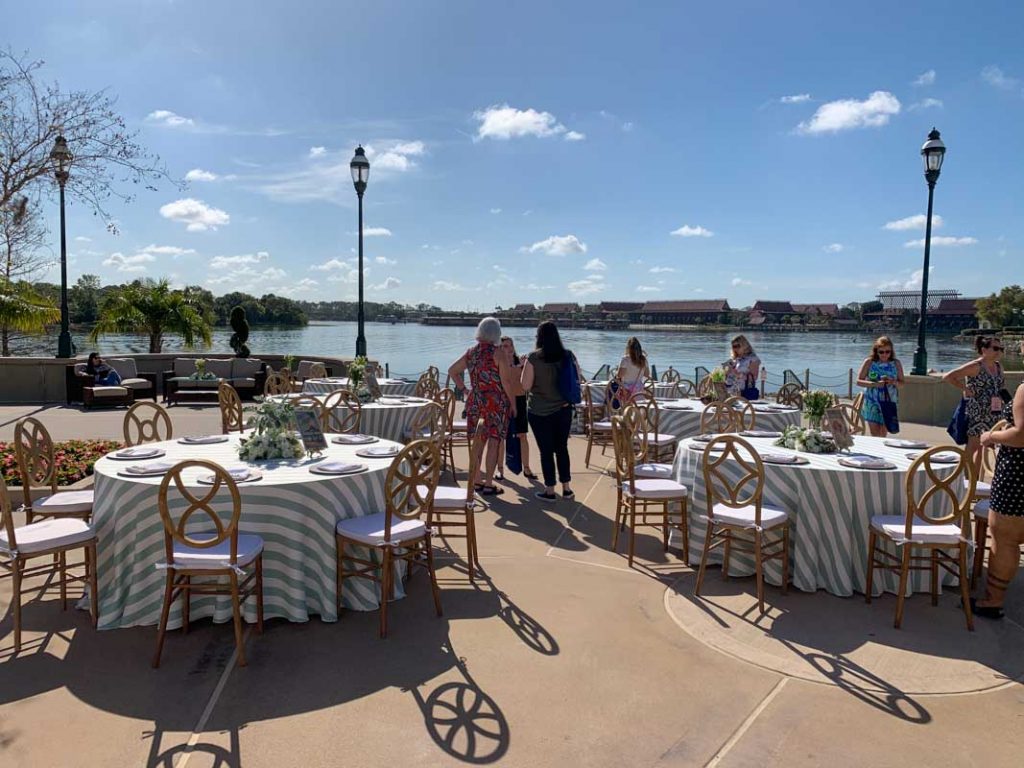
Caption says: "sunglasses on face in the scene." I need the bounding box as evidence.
[877,349,892,355]
[731,343,742,349]
[991,345,1004,352]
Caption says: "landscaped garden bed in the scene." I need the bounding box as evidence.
[1,439,122,486]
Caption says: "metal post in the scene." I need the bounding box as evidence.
[355,191,366,358]
[804,368,810,390]
[56,181,72,358]
[848,368,853,400]
[912,179,937,375]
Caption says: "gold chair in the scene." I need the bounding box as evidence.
[694,435,790,614]
[699,401,738,434]
[427,418,484,581]
[426,365,440,383]
[0,474,98,653]
[610,415,689,567]
[264,371,292,397]
[620,405,674,480]
[865,445,975,630]
[836,402,866,436]
[852,392,864,413]
[404,401,447,444]
[218,382,245,434]
[152,461,265,667]
[415,373,440,399]
[724,396,757,431]
[13,417,94,525]
[308,362,328,379]
[583,384,614,467]
[776,383,804,409]
[123,401,173,446]
[631,393,677,463]
[676,379,697,398]
[970,419,1006,587]
[434,388,458,474]
[335,440,443,637]
[660,367,682,384]
[320,389,361,434]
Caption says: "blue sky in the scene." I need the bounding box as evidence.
[10,0,1024,309]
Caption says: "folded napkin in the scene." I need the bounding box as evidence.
[314,460,365,474]
[333,434,376,444]
[760,452,800,464]
[662,403,693,410]
[885,439,928,449]
[907,451,959,463]
[180,435,229,445]
[358,446,400,457]
[125,461,174,475]
[741,430,783,438]
[116,447,161,458]
[225,467,252,480]
[839,456,894,470]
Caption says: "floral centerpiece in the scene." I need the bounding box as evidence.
[189,358,217,381]
[237,399,305,461]
[803,389,834,430]
[347,355,373,402]
[701,367,728,403]
[773,425,837,454]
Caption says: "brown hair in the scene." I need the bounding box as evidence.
[625,336,645,367]
[871,336,895,362]
[975,334,1001,354]
[730,334,753,358]
[500,335,518,360]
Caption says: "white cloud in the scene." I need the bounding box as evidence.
[649,266,676,273]
[74,236,92,243]
[731,277,752,287]
[525,234,588,256]
[308,146,326,157]
[293,278,318,289]
[433,280,467,291]
[780,93,811,104]
[371,276,401,291]
[584,258,607,271]
[473,104,578,141]
[823,243,845,253]
[878,266,933,291]
[981,65,1018,90]
[145,109,194,128]
[140,244,196,257]
[310,258,352,272]
[693,288,705,293]
[622,122,634,132]
[796,91,901,134]
[636,285,661,292]
[185,168,218,182]
[884,213,944,231]
[909,98,943,110]
[159,198,230,231]
[490,208,502,214]
[913,70,936,87]
[567,275,605,297]
[362,227,392,237]
[903,236,977,248]
[210,251,269,269]
[375,256,396,265]
[391,141,425,156]
[103,252,155,273]
[670,224,714,238]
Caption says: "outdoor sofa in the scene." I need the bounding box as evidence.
[162,357,267,404]
[66,358,157,408]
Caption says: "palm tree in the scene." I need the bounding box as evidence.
[0,280,59,355]
[89,279,212,353]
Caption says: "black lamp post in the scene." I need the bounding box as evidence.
[911,128,946,376]
[50,135,73,359]
[349,145,370,358]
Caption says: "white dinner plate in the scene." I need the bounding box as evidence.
[179,435,230,445]
[197,467,263,484]
[119,461,176,478]
[332,434,378,445]
[907,451,960,463]
[110,447,165,460]
[838,456,896,470]
[741,430,783,438]
[310,461,368,475]
[885,439,928,449]
[356,446,401,459]
[662,403,694,410]
[760,452,807,465]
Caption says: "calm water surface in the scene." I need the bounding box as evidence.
[41,322,987,391]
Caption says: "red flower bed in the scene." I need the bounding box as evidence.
[0,439,122,487]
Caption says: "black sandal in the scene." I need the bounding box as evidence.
[480,485,504,496]
[970,598,1005,620]
[523,470,538,480]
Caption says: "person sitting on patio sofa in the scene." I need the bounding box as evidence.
[85,353,122,386]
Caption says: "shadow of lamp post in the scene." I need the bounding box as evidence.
[50,135,74,359]
[911,128,946,376]
[350,145,370,358]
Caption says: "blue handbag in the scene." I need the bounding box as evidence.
[558,350,582,405]
[878,386,900,434]
[946,398,968,446]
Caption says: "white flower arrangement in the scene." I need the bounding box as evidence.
[773,425,837,454]
[238,398,305,461]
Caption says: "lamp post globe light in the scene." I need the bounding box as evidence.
[350,145,370,358]
[911,127,946,376]
[50,135,74,359]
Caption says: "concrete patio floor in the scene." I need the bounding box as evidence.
[1,404,1022,767]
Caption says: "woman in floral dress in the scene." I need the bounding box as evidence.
[448,317,517,495]
[857,336,904,437]
[944,335,1006,478]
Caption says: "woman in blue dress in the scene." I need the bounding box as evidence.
[857,336,904,437]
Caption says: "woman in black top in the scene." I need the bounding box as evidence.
[85,352,122,386]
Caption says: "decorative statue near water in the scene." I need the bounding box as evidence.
[229,306,251,358]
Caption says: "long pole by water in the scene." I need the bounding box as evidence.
[57,181,72,359]
[912,179,937,375]
[355,191,366,358]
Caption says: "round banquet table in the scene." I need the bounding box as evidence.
[585,380,678,406]
[302,377,417,397]
[90,434,408,629]
[655,398,801,440]
[672,435,959,597]
[270,394,432,443]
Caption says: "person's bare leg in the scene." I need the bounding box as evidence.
[483,437,500,487]
[868,421,886,438]
[978,510,1024,608]
[967,435,983,480]
[520,433,533,474]
[469,434,487,491]
[496,437,506,481]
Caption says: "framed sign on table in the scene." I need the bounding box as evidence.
[824,407,854,452]
[364,371,383,400]
[294,407,328,455]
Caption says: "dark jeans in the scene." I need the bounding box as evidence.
[528,407,573,487]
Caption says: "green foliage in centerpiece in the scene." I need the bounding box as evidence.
[348,355,368,391]
[803,389,834,428]
[773,425,837,454]
[238,398,305,461]
[189,357,217,381]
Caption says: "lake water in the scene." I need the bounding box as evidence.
[39,322,989,392]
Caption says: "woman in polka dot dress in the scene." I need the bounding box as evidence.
[973,383,1024,619]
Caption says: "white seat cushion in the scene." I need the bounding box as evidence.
[336,512,426,546]
[34,490,94,515]
[452,420,468,431]
[711,502,788,529]
[635,462,674,479]
[870,515,962,545]
[644,432,676,446]
[974,481,991,499]
[593,420,613,431]
[623,478,688,500]
[169,533,264,570]
[88,386,129,397]
[421,484,469,509]
[974,500,991,519]
[119,377,152,390]
[0,518,95,555]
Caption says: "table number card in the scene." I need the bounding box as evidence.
[364,370,383,400]
[824,407,854,452]
[294,407,328,455]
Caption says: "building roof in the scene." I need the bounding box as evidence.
[932,298,980,315]
[512,303,536,312]
[599,302,644,312]
[792,303,839,316]
[752,300,795,314]
[540,302,580,314]
[640,299,730,313]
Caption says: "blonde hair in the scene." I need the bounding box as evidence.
[730,334,753,358]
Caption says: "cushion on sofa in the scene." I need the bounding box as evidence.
[205,359,233,379]
[232,358,263,379]
[107,358,139,379]
[230,377,257,388]
[89,386,129,397]
[120,378,152,390]
[297,360,318,379]
[173,358,197,377]
[74,362,88,376]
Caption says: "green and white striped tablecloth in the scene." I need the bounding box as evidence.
[302,377,418,397]
[585,381,677,406]
[91,435,410,629]
[269,394,432,442]
[672,435,959,597]
[655,399,802,439]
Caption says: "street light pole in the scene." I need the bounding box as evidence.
[911,128,946,376]
[350,146,370,358]
[50,135,73,359]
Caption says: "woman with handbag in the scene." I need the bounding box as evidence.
[724,335,761,399]
[943,335,1005,477]
[857,336,904,437]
